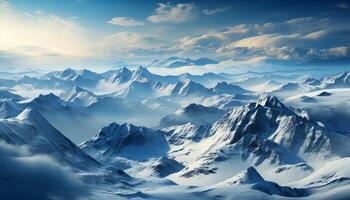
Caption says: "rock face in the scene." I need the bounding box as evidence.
[209,96,331,156]
[317,91,331,96]
[147,157,184,178]
[80,123,169,161]
[163,123,212,145]
[170,96,340,184]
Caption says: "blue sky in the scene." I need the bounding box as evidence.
[1,0,350,71]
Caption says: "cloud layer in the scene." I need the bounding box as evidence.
[0,0,349,70]
[0,142,89,200]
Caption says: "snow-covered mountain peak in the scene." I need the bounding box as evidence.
[228,167,264,184]
[256,96,287,110]
[0,100,22,118]
[105,67,133,84]
[60,86,97,106]
[80,122,169,161]
[321,71,350,88]
[31,93,66,108]
[119,66,132,74]
[174,79,213,97]
[0,90,24,102]
[16,108,42,121]
[76,69,102,80]
[62,86,86,95]
[60,68,77,79]
[47,68,78,80]
[134,66,151,75]
[302,77,321,86]
[207,95,332,160]
[131,66,153,82]
[213,81,250,95]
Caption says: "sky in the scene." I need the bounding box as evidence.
[0,0,350,72]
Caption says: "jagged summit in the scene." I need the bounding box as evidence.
[80,122,169,161]
[321,71,350,88]
[209,95,332,158]
[256,96,287,109]
[16,108,45,121]
[213,81,250,95]
[105,67,133,84]
[0,90,24,101]
[0,107,100,171]
[0,100,23,118]
[174,79,213,97]
[60,68,77,79]
[131,66,154,82]
[229,167,264,184]
[30,93,66,108]
[224,167,308,197]
[60,86,97,106]
[303,77,321,86]
[134,66,152,76]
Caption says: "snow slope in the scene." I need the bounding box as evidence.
[0,108,100,170]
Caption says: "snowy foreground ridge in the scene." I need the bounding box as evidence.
[1,68,350,199]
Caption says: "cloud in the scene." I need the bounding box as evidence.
[0,0,11,10]
[177,24,251,52]
[326,46,349,56]
[0,2,176,67]
[98,32,176,60]
[334,2,349,9]
[0,142,89,200]
[149,56,268,75]
[286,17,313,25]
[0,5,96,66]
[224,33,301,48]
[107,17,143,26]
[147,2,196,23]
[304,30,329,39]
[307,46,350,59]
[103,32,160,49]
[202,6,230,15]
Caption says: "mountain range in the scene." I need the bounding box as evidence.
[0,68,350,199]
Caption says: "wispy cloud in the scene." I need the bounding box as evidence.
[107,17,143,26]
[202,6,230,15]
[147,2,196,23]
[286,17,313,25]
[0,0,11,10]
[334,2,349,9]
